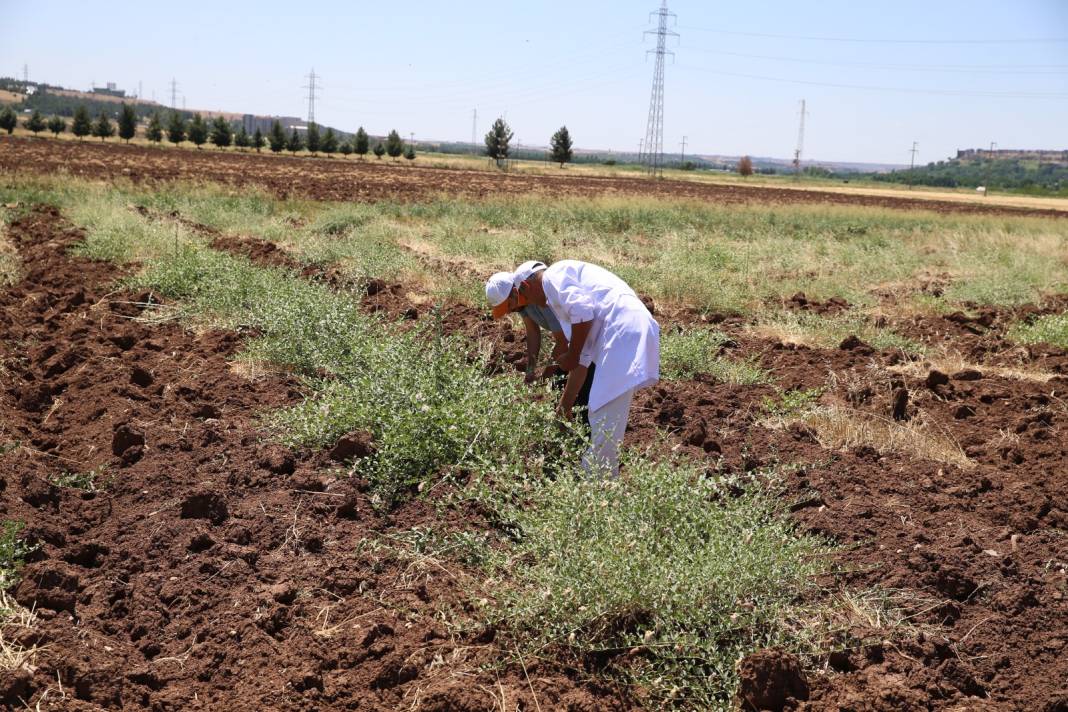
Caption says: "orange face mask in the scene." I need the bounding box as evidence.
[491,290,528,319]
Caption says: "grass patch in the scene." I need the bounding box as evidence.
[761,388,826,418]
[493,458,828,709]
[771,405,972,469]
[0,221,18,287]
[1009,312,1068,349]
[750,310,924,353]
[0,521,33,591]
[660,328,770,385]
[51,465,109,492]
[888,352,1059,384]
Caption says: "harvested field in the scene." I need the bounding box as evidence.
[3,135,1068,219]
[1,151,1067,710]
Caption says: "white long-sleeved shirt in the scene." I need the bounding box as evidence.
[541,260,659,412]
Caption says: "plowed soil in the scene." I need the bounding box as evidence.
[4,136,1068,219]
[0,207,624,710]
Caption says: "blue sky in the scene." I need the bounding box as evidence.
[3,0,1066,164]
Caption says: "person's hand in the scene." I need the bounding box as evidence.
[551,343,568,361]
[524,367,537,385]
[557,351,579,372]
[556,400,574,421]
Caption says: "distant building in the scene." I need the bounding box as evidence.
[92,82,126,98]
[956,148,1068,165]
[242,114,306,135]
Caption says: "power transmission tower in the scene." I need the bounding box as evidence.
[22,64,28,83]
[638,137,644,164]
[641,0,677,178]
[908,141,919,189]
[138,80,142,100]
[984,141,997,196]
[170,78,179,109]
[303,69,321,124]
[679,135,687,167]
[792,99,808,179]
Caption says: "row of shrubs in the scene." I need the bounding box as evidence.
[0,103,415,160]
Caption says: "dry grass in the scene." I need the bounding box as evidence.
[0,219,19,286]
[0,590,39,673]
[888,351,1059,384]
[772,404,972,469]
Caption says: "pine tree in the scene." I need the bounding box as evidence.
[187,114,208,148]
[354,127,369,159]
[339,140,353,157]
[47,115,66,137]
[373,142,385,159]
[167,112,186,146]
[287,128,303,154]
[71,105,92,140]
[550,125,573,167]
[118,103,137,143]
[386,129,403,161]
[0,106,16,134]
[269,120,286,153]
[484,117,513,163]
[24,110,46,136]
[253,127,265,153]
[210,116,232,148]
[305,122,320,154]
[404,145,416,162]
[234,126,250,150]
[321,127,338,156]
[93,112,115,142]
[146,112,163,143]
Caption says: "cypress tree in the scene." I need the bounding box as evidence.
[404,144,416,162]
[118,103,137,143]
[167,112,186,146]
[269,120,286,153]
[321,127,338,156]
[386,129,403,161]
[340,140,353,156]
[305,122,320,154]
[253,127,265,153]
[187,114,208,148]
[71,105,92,139]
[210,116,232,148]
[287,128,303,154]
[0,106,16,134]
[93,112,115,141]
[354,127,369,159]
[373,142,385,159]
[48,115,67,137]
[234,126,250,149]
[146,112,163,143]
[550,125,573,167]
[24,110,46,135]
[484,117,513,163]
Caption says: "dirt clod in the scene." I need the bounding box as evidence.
[111,423,145,457]
[329,430,375,462]
[180,490,229,525]
[736,647,809,711]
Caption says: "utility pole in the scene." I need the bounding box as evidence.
[138,80,142,101]
[792,99,808,179]
[642,0,678,178]
[984,141,997,197]
[170,78,178,109]
[303,69,320,124]
[679,135,687,168]
[638,137,644,164]
[908,141,919,190]
[471,108,478,154]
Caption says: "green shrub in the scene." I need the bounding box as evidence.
[1009,311,1068,348]
[0,521,34,590]
[493,459,828,709]
[660,328,769,384]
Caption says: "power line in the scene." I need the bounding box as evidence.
[642,0,678,177]
[684,47,1068,74]
[303,69,321,124]
[678,25,1068,44]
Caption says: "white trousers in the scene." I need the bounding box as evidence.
[581,388,635,479]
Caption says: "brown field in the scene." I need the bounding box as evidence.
[1,137,1067,711]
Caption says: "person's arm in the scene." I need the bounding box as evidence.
[557,320,592,372]
[522,315,541,383]
[557,364,588,420]
[550,331,568,360]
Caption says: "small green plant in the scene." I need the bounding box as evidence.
[0,521,34,590]
[493,457,829,709]
[660,328,769,384]
[51,465,109,492]
[1009,311,1068,348]
[761,387,825,418]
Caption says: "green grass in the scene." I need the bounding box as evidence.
[493,459,828,709]
[1009,311,1068,348]
[0,521,33,591]
[660,328,770,384]
[51,465,109,492]
[752,310,925,353]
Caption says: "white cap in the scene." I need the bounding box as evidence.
[511,260,547,288]
[485,272,514,307]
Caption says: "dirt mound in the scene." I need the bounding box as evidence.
[0,207,623,710]
[737,648,810,711]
